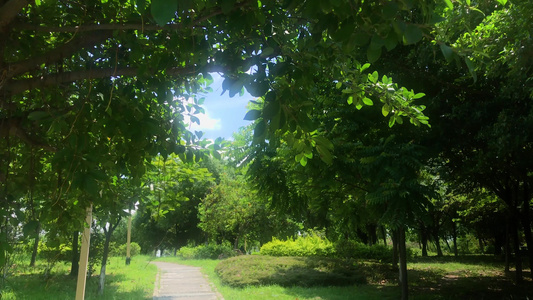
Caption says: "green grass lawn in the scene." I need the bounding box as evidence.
[1,255,157,300]
[3,254,532,300]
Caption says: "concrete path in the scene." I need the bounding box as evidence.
[151,261,223,300]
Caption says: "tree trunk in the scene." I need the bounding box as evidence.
[504,222,510,272]
[367,224,378,246]
[398,227,409,300]
[234,235,240,250]
[29,222,40,267]
[420,229,428,257]
[433,230,443,257]
[98,218,121,295]
[70,230,79,277]
[519,192,533,279]
[452,222,458,257]
[510,216,523,284]
[444,237,452,253]
[391,230,399,271]
[98,228,112,295]
[381,226,387,245]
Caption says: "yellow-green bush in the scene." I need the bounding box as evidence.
[110,242,141,257]
[260,235,335,257]
[176,242,236,259]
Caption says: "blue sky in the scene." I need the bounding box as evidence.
[187,73,255,140]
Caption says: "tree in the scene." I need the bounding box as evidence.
[369,0,533,282]
[134,154,214,253]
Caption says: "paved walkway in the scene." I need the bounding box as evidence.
[151,261,223,300]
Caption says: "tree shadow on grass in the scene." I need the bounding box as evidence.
[409,268,533,300]
[279,284,399,300]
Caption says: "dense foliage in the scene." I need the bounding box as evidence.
[1,0,531,298]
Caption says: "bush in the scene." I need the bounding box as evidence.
[38,242,71,262]
[334,240,393,262]
[110,242,141,257]
[260,235,335,257]
[176,242,236,260]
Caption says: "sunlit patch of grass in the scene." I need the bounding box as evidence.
[1,255,157,300]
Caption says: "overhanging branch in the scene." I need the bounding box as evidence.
[5,64,227,95]
[12,7,227,33]
[7,31,112,77]
[0,0,29,30]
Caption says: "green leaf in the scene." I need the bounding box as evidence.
[220,0,235,14]
[360,63,371,72]
[312,135,334,150]
[28,111,50,121]
[23,220,40,238]
[439,43,454,61]
[347,95,354,105]
[369,71,379,83]
[316,144,333,164]
[151,0,177,26]
[261,47,275,57]
[367,46,382,63]
[382,104,391,117]
[465,57,477,82]
[496,0,507,5]
[243,109,261,121]
[246,80,269,97]
[388,115,396,127]
[395,115,403,124]
[362,97,373,106]
[444,0,453,9]
[254,121,266,140]
[300,156,308,167]
[404,24,423,45]
[212,150,221,160]
[136,0,148,12]
[412,93,426,99]
[335,82,342,89]
[190,115,200,124]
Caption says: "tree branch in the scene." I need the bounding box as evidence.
[12,7,227,33]
[15,22,188,33]
[7,31,112,78]
[0,0,29,31]
[5,64,227,95]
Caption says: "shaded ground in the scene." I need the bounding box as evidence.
[360,256,533,300]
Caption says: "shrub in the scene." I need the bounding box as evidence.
[334,240,393,262]
[176,242,236,260]
[260,235,335,257]
[38,242,71,262]
[110,242,141,257]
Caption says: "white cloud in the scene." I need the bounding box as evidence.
[186,109,222,131]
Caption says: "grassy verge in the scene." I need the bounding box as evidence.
[1,255,157,300]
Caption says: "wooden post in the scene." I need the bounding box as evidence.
[75,205,93,300]
[126,212,132,265]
